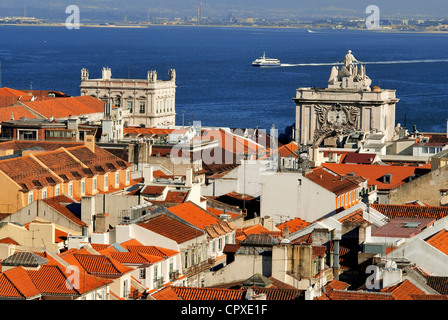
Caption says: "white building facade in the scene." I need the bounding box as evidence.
[80,67,176,127]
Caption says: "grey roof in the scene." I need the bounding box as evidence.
[242,273,273,288]
[1,251,48,267]
[239,234,280,247]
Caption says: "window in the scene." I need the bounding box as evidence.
[127,101,133,113]
[139,268,146,279]
[55,186,60,196]
[68,183,73,197]
[81,180,85,195]
[93,177,97,191]
[184,251,189,269]
[28,192,33,204]
[123,279,129,298]
[139,101,145,114]
[115,172,119,186]
[104,175,108,190]
[218,238,222,251]
[126,170,130,184]
[42,189,47,199]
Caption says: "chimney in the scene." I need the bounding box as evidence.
[185,168,193,187]
[81,196,96,234]
[95,213,110,233]
[85,134,95,153]
[333,239,340,280]
[143,165,154,183]
[282,226,290,239]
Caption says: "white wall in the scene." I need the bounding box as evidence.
[388,238,448,276]
[201,159,270,197]
[260,171,336,223]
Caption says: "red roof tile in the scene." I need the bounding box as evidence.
[381,279,425,300]
[306,166,360,195]
[323,163,430,190]
[371,203,448,220]
[0,105,40,121]
[426,229,448,255]
[276,218,311,233]
[169,286,245,300]
[20,95,105,119]
[137,214,204,244]
[1,267,40,299]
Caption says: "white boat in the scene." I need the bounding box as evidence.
[307,29,315,33]
[252,52,281,67]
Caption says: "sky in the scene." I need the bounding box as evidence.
[1,0,448,20]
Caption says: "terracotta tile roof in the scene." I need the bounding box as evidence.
[140,186,166,196]
[168,202,237,233]
[28,264,112,295]
[123,127,176,137]
[62,253,134,278]
[426,229,448,255]
[90,243,111,253]
[0,267,40,299]
[320,289,394,300]
[259,141,299,160]
[137,214,204,244]
[206,207,241,219]
[20,95,105,119]
[169,286,245,300]
[0,237,19,245]
[0,105,40,121]
[164,191,188,204]
[425,276,448,295]
[0,87,34,107]
[276,218,311,233]
[244,286,302,300]
[223,243,240,253]
[125,245,179,258]
[0,140,83,152]
[338,209,368,224]
[109,252,163,264]
[120,238,143,247]
[409,294,448,300]
[322,163,431,190]
[306,167,360,195]
[343,152,377,164]
[371,203,448,220]
[150,286,182,300]
[381,279,425,300]
[325,279,350,291]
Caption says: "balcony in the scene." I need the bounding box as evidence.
[185,258,215,277]
[169,270,180,282]
[153,276,164,290]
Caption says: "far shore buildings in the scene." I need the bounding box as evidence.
[79,67,177,128]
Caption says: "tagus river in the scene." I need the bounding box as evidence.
[0,25,447,134]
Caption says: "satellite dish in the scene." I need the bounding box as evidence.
[385,260,397,269]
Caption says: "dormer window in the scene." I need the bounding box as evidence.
[383,174,393,184]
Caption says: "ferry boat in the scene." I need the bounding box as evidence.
[252,52,281,67]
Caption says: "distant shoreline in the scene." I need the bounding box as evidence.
[1,22,448,34]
